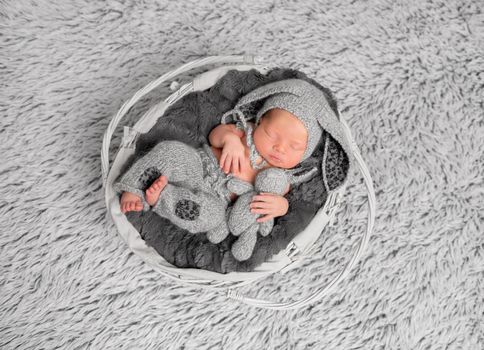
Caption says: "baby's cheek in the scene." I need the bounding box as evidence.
[286,153,303,168]
[261,139,272,151]
[253,131,268,152]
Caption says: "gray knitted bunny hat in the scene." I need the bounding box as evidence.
[221,78,355,186]
[254,93,322,162]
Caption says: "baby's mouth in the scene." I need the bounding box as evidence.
[269,154,282,162]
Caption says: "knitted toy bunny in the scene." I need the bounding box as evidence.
[227,167,290,261]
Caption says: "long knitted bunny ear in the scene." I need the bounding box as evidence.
[285,166,319,185]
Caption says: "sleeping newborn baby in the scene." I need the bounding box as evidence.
[114,79,328,241]
[117,109,309,221]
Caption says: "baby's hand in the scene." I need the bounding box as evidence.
[220,135,247,174]
[250,193,289,223]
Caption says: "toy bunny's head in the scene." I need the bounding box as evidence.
[254,168,289,195]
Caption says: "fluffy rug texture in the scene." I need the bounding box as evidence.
[1,0,482,349]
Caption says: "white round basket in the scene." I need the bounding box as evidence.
[101,55,376,310]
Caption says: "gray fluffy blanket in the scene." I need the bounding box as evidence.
[118,67,349,273]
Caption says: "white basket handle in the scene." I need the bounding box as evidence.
[226,120,376,310]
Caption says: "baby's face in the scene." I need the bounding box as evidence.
[253,108,308,169]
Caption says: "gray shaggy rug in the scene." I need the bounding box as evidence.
[1,0,482,349]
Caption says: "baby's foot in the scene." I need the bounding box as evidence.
[145,175,168,206]
[120,192,143,214]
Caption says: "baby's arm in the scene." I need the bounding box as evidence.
[208,123,244,148]
[209,123,246,174]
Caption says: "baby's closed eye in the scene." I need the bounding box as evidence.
[264,128,276,139]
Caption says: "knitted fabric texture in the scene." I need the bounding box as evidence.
[196,144,233,202]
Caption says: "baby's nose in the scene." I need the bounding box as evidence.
[274,144,285,154]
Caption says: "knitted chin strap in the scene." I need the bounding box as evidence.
[221,108,268,170]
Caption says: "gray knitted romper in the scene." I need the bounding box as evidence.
[113,140,233,234]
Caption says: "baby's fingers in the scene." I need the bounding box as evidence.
[252,194,276,203]
[237,157,242,173]
[250,201,272,210]
[220,153,227,169]
[232,157,241,174]
[223,156,232,174]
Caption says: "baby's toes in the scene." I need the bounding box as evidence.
[122,204,129,213]
[153,176,167,190]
